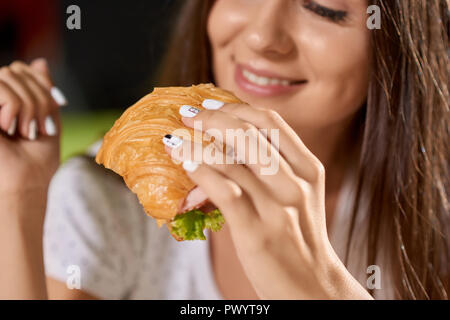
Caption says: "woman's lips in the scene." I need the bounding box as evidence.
[234,64,307,97]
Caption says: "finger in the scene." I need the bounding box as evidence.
[179,105,303,205]
[29,58,53,88]
[202,100,325,183]
[162,136,259,226]
[182,160,259,235]
[15,60,67,107]
[164,135,288,223]
[0,80,21,136]
[0,67,37,140]
[50,86,68,107]
[10,63,58,136]
[209,161,283,222]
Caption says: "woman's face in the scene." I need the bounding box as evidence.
[208,0,371,132]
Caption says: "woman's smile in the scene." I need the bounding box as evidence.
[208,0,371,131]
[234,63,308,97]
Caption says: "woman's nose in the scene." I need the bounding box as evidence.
[244,0,295,58]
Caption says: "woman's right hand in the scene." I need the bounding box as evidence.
[0,58,64,195]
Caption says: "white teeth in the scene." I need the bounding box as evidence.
[242,69,291,87]
[248,72,258,83]
[270,79,281,85]
[258,77,270,86]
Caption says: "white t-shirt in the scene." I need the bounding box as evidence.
[43,143,394,299]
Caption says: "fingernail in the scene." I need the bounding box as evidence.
[51,87,68,106]
[162,134,183,148]
[45,116,57,136]
[202,99,224,110]
[7,118,17,136]
[179,105,201,118]
[183,160,199,173]
[28,119,37,141]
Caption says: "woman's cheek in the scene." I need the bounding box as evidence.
[298,26,370,118]
[207,0,249,48]
[208,0,250,90]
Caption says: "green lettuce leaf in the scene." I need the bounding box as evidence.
[169,209,225,241]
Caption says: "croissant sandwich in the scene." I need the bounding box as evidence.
[96,84,243,241]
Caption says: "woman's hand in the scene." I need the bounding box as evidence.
[0,59,63,196]
[166,100,373,300]
[0,59,65,299]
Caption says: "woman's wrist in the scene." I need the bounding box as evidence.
[319,249,374,300]
[0,188,48,226]
[0,189,48,299]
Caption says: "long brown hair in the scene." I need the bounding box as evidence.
[157,0,449,299]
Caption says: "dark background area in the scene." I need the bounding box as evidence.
[59,0,181,111]
[0,0,181,111]
[0,0,183,159]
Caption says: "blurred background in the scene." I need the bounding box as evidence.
[0,0,181,160]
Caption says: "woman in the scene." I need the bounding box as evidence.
[0,0,448,300]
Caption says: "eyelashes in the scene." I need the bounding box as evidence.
[303,0,348,23]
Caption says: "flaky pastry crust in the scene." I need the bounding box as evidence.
[96,84,242,225]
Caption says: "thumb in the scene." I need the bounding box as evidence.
[30,58,53,87]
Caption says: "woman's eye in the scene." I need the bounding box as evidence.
[302,0,348,23]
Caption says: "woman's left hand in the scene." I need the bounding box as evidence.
[166,101,372,300]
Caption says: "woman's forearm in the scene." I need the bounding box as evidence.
[0,191,48,299]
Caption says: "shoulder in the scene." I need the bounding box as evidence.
[50,155,119,192]
[44,156,150,298]
[49,155,128,208]
[47,154,149,233]
[50,140,111,191]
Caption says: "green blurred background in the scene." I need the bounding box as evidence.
[60,110,121,162]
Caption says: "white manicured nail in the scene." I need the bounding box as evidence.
[28,119,37,141]
[45,116,57,136]
[7,118,17,136]
[51,87,68,106]
[183,160,199,172]
[202,99,224,110]
[162,134,183,148]
[179,105,201,118]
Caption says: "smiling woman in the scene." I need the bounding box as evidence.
[157,0,449,299]
[0,0,448,301]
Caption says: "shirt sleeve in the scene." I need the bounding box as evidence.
[43,156,147,299]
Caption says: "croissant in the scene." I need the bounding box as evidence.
[95,84,242,241]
